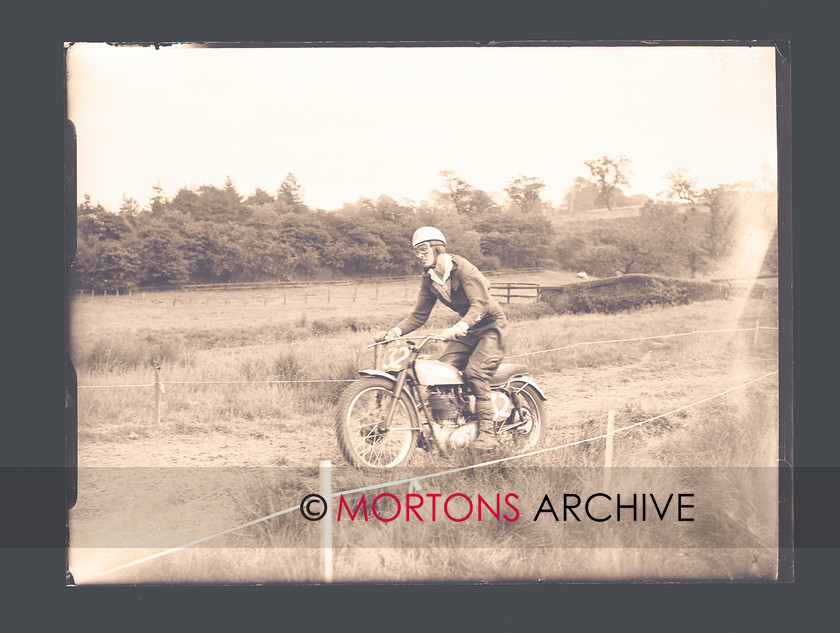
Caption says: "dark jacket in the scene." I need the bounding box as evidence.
[396,255,506,335]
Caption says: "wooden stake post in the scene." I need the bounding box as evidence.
[154,366,164,424]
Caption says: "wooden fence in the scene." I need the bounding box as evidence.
[74,268,543,295]
[489,282,541,304]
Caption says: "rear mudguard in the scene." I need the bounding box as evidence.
[505,376,548,401]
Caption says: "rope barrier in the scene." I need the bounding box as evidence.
[89,506,299,578]
[162,379,355,385]
[87,369,778,579]
[77,383,156,389]
[506,326,778,358]
[77,326,779,388]
[79,379,354,388]
[333,370,779,497]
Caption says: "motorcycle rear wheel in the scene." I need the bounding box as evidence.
[335,377,419,468]
[496,383,546,452]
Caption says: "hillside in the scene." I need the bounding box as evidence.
[550,202,711,226]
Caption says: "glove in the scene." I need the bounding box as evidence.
[374,328,400,342]
[440,322,468,341]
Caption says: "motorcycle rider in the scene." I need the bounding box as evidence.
[376,226,507,448]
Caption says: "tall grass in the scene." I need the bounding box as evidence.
[76,459,778,583]
[70,278,780,583]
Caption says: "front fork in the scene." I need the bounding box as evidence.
[376,369,409,433]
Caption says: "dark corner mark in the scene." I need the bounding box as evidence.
[774,41,791,66]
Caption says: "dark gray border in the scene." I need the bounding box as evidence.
[4,0,834,629]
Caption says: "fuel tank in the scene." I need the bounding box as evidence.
[414,359,464,386]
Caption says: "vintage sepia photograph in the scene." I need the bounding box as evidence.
[66,43,785,584]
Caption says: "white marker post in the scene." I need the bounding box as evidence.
[320,460,333,583]
[604,409,615,489]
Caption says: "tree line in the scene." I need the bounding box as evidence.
[73,161,777,291]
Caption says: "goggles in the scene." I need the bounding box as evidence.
[413,243,433,255]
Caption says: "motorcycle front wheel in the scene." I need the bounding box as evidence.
[335,377,419,468]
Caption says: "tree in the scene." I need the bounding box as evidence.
[563,177,601,212]
[583,155,632,210]
[119,194,142,220]
[573,201,693,276]
[170,187,203,217]
[448,229,487,267]
[277,172,307,213]
[374,195,413,223]
[475,215,554,268]
[148,182,168,215]
[222,176,244,217]
[180,179,245,222]
[504,175,545,215]
[237,223,288,280]
[244,188,275,207]
[135,220,190,286]
[680,207,711,278]
[276,213,334,279]
[436,170,497,216]
[415,199,446,226]
[324,215,391,276]
[73,239,140,292]
[701,186,737,260]
[437,170,471,215]
[78,193,108,216]
[181,220,246,282]
[665,168,700,203]
[700,182,776,274]
[78,211,133,242]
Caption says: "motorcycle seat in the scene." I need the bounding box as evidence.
[489,363,530,386]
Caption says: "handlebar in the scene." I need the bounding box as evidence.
[367,334,447,349]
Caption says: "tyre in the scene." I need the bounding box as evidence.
[495,383,546,452]
[335,377,419,468]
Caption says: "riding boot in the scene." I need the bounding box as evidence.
[471,399,499,450]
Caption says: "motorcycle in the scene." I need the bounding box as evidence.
[335,334,547,468]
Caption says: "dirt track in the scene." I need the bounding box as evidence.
[79,352,777,469]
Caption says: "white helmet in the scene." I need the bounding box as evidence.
[411,226,446,248]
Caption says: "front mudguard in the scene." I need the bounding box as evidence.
[359,369,397,381]
[357,370,420,410]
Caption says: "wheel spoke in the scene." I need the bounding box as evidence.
[340,383,416,467]
[496,388,541,451]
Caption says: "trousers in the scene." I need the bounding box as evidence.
[438,323,505,401]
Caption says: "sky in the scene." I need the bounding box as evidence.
[67,44,778,212]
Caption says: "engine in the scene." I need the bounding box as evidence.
[427,389,459,425]
[426,387,477,450]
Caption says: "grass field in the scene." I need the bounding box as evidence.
[68,271,781,584]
